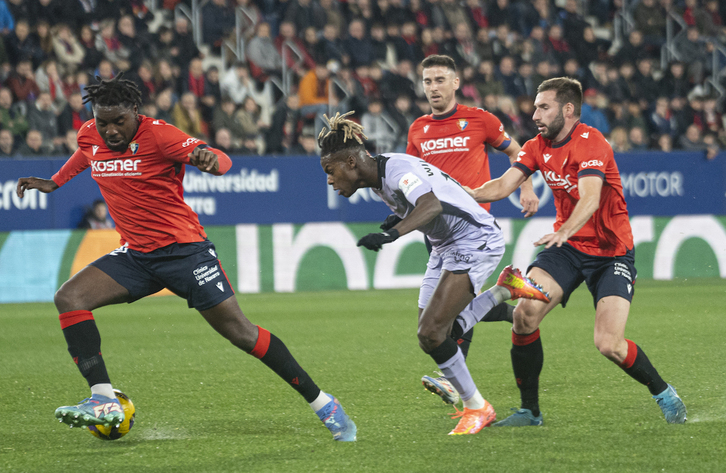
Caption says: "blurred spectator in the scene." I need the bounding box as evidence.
[57,91,92,135]
[489,0,516,30]
[152,25,174,62]
[316,23,347,65]
[609,127,631,153]
[476,60,505,98]
[442,21,477,68]
[703,133,720,160]
[153,58,176,97]
[79,199,115,229]
[5,58,40,102]
[212,96,246,142]
[0,87,28,139]
[27,91,60,147]
[234,95,264,140]
[333,66,368,115]
[473,27,495,64]
[575,26,611,68]
[370,23,391,68]
[266,94,302,154]
[647,96,677,141]
[483,93,513,131]
[616,62,638,102]
[343,19,374,69]
[626,101,648,132]
[35,59,68,110]
[130,61,156,104]
[515,95,539,142]
[246,22,282,79]
[633,0,666,47]
[497,56,526,99]
[559,0,589,48]
[6,0,29,25]
[703,96,722,135]
[297,60,329,116]
[457,64,481,107]
[388,94,416,152]
[628,126,649,151]
[275,20,315,74]
[491,24,515,63]
[94,59,115,83]
[563,58,588,87]
[318,0,344,31]
[17,128,53,155]
[379,60,417,103]
[57,128,79,154]
[612,30,650,67]
[0,0,13,36]
[154,87,174,123]
[580,89,610,136]
[36,21,54,59]
[633,58,659,106]
[361,98,397,153]
[170,17,200,72]
[172,91,206,139]
[286,123,318,156]
[658,61,690,99]
[544,24,572,67]
[95,19,131,72]
[79,25,104,72]
[695,0,724,38]
[220,62,264,109]
[0,128,17,157]
[213,127,244,154]
[6,20,46,68]
[656,133,673,152]
[678,123,708,151]
[201,65,221,123]
[284,0,326,35]
[674,26,708,84]
[117,14,146,72]
[669,96,692,137]
[531,60,552,92]
[202,0,234,55]
[52,23,85,76]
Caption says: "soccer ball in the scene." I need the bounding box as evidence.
[88,389,136,440]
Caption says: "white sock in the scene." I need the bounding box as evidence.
[438,347,478,402]
[90,383,115,399]
[309,391,333,412]
[463,390,485,410]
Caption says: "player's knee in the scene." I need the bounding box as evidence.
[417,326,445,353]
[54,283,82,312]
[512,303,540,333]
[594,336,625,363]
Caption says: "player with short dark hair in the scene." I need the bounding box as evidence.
[319,112,550,435]
[16,74,357,442]
[467,77,686,426]
[406,54,540,404]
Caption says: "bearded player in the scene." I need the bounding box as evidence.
[15,75,356,441]
[468,77,686,425]
[402,55,539,404]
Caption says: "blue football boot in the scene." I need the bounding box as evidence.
[55,394,125,428]
[316,394,357,441]
[653,384,687,424]
[493,408,543,427]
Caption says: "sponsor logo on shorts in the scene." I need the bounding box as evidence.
[216,282,224,292]
[109,244,129,256]
[194,264,221,286]
[614,262,632,282]
[451,251,472,263]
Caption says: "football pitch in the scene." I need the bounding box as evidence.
[1,280,724,472]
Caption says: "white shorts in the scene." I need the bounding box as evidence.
[417,241,505,309]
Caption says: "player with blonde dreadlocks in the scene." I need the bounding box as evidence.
[320,111,550,436]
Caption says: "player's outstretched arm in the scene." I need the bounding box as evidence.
[188,146,232,175]
[502,140,539,217]
[357,192,442,252]
[468,168,525,204]
[534,175,602,249]
[16,177,59,198]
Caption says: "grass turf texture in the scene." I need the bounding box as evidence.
[1,279,724,472]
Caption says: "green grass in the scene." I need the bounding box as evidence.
[1,280,725,472]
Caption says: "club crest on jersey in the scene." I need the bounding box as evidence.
[423,125,429,133]
[128,141,139,154]
[457,120,468,131]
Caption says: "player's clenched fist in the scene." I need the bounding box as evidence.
[188,147,220,173]
[16,177,59,197]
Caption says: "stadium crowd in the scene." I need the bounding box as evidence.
[0,0,723,158]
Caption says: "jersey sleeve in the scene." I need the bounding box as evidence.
[575,133,612,181]
[480,110,511,150]
[388,161,433,206]
[150,122,232,175]
[51,147,90,187]
[511,139,538,178]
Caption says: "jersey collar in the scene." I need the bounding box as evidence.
[549,120,581,148]
[432,104,459,120]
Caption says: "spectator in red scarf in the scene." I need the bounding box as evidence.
[5,58,40,102]
[36,59,68,110]
[57,91,93,135]
[52,23,85,76]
